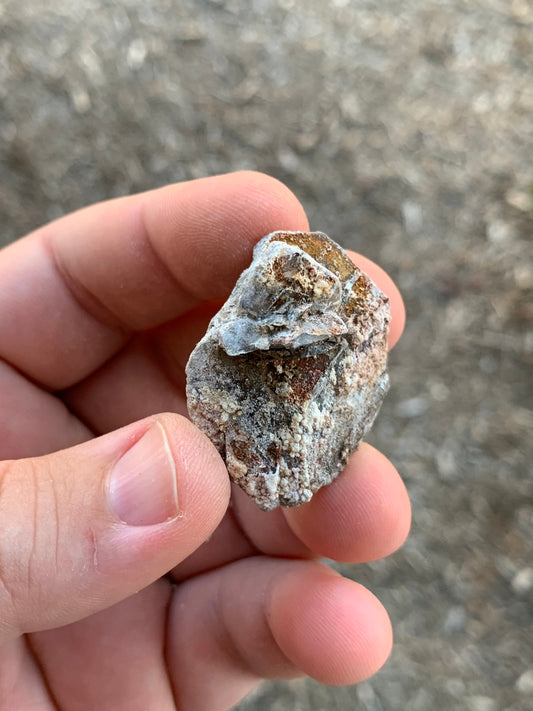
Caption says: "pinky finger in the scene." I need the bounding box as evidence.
[269,565,392,686]
[167,558,392,711]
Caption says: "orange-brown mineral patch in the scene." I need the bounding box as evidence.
[267,231,355,281]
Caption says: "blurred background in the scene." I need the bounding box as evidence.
[1,1,532,709]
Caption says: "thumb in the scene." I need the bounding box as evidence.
[0,414,230,644]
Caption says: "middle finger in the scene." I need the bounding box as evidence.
[169,442,411,581]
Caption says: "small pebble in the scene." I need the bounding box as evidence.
[466,696,497,711]
[516,669,533,694]
[511,568,533,595]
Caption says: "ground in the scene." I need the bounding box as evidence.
[1,1,532,709]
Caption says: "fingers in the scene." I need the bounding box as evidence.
[176,445,411,577]
[0,358,91,460]
[228,484,316,558]
[60,350,409,576]
[62,251,405,435]
[268,564,392,685]
[0,414,229,645]
[167,558,392,711]
[285,444,411,563]
[0,172,308,389]
[0,637,56,710]
[29,582,178,711]
[169,484,314,583]
[170,504,257,582]
[27,558,392,711]
[62,335,191,435]
[0,169,406,393]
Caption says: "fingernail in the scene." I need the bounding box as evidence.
[108,422,179,526]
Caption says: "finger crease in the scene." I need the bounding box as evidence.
[24,636,63,711]
[163,584,184,711]
[144,335,187,398]
[137,198,200,308]
[43,232,131,336]
[215,582,260,680]
[226,502,261,557]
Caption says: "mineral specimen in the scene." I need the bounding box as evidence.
[185,231,390,510]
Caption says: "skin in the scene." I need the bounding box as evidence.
[0,172,409,711]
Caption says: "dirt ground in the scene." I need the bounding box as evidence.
[1,1,532,709]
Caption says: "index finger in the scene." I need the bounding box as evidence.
[0,172,405,391]
[0,172,309,389]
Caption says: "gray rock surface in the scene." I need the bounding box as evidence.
[1,1,532,709]
[186,231,389,509]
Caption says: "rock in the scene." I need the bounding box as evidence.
[466,696,497,711]
[443,605,468,633]
[511,567,533,595]
[516,669,533,694]
[186,231,390,510]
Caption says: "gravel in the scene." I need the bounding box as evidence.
[1,1,532,709]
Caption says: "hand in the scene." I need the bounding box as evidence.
[0,172,409,711]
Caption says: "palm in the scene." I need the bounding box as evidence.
[0,174,409,711]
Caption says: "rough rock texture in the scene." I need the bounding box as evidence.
[186,231,390,509]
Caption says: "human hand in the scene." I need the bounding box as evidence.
[0,172,409,711]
